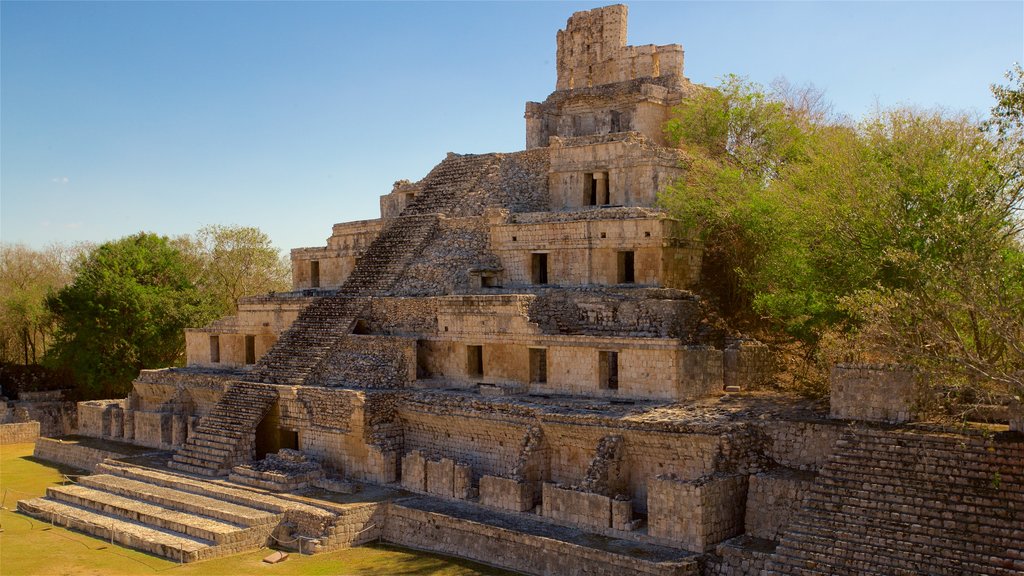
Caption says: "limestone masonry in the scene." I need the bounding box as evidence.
[18,5,1023,576]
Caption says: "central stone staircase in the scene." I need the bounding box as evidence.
[767,428,1024,576]
[250,152,499,387]
[168,382,278,476]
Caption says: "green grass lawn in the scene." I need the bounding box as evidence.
[0,442,516,576]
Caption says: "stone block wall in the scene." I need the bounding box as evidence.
[759,420,844,471]
[1011,397,1022,432]
[830,364,919,423]
[647,474,748,553]
[0,421,40,444]
[490,212,700,289]
[546,136,686,208]
[399,409,527,479]
[723,340,771,390]
[311,335,417,388]
[291,219,385,290]
[401,451,474,500]
[78,400,126,439]
[542,483,615,531]
[383,502,698,576]
[33,437,133,472]
[479,475,536,512]
[743,469,815,541]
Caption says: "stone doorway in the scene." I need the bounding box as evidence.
[254,401,298,459]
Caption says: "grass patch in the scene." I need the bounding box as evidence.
[0,442,517,575]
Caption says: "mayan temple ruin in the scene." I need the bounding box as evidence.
[17,5,1022,575]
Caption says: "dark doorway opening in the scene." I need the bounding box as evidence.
[245,335,256,365]
[467,345,484,378]
[310,261,320,288]
[531,253,549,285]
[599,351,619,390]
[618,251,635,284]
[255,402,295,460]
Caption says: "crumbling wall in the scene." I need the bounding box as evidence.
[554,5,683,91]
[527,288,701,338]
[310,335,416,388]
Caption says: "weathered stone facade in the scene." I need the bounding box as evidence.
[25,5,1022,576]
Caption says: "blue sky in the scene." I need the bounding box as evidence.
[3,1,1022,253]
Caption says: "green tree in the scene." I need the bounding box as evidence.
[45,233,217,398]
[0,244,79,364]
[660,73,1024,401]
[176,225,290,316]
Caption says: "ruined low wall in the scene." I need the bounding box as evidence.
[400,451,473,500]
[383,502,696,576]
[830,364,918,423]
[0,421,40,444]
[478,475,536,512]
[32,438,131,472]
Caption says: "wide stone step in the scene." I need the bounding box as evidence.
[18,497,210,562]
[167,460,226,477]
[97,463,312,515]
[78,474,279,527]
[47,484,249,544]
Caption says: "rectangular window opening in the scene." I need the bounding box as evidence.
[531,253,549,285]
[245,335,256,365]
[529,348,548,384]
[617,251,635,284]
[209,335,220,364]
[467,345,484,378]
[599,351,619,390]
[310,260,320,288]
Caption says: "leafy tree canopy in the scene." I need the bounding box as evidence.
[660,70,1024,402]
[175,224,290,317]
[45,233,218,398]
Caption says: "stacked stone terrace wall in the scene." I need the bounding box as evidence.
[768,428,1024,575]
[0,421,39,444]
[527,289,702,338]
